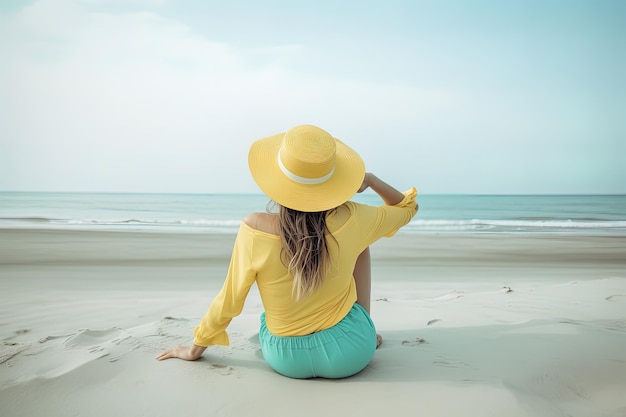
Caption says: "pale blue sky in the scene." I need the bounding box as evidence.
[1,0,624,194]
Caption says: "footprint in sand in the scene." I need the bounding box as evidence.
[606,294,626,302]
[1,329,32,343]
[39,334,73,344]
[401,338,427,347]
[207,363,236,376]
[0,342,28,364]
[162,316,193,322]
[432,355,469,369]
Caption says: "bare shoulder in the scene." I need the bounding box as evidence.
[243,212,280,235]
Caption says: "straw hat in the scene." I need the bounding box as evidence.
[248,125,365,212]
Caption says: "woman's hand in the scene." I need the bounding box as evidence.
[156,344,206,361]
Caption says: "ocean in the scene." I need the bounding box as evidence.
[1,192,625,235]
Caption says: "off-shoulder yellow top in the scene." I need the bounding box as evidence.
[193,188,418,347]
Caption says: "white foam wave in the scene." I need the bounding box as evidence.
[0,217,242,233]
[51,218,242,227]
[2,217,626,234]
[405,219,626,232]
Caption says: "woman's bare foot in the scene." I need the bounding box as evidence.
[376,333,383,349]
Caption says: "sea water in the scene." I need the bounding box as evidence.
[0,192,625,235]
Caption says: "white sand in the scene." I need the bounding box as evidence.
[1,230,625,417]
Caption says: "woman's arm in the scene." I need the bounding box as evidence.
[357,172,405,205]
[157,344,206,361]
[157,223,257,362]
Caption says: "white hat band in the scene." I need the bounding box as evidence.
[277,150,335,185]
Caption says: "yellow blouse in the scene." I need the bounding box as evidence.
[193,188,418,347]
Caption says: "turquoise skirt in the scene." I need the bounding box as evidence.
[259,303,377,379]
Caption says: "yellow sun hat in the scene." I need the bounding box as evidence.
[248,125,365,212]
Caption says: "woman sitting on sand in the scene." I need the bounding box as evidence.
[158,125,417,378]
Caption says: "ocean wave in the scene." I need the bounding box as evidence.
[0,217,242,231]
[1,217,625,234]
[51,218,243,227]
[405,219,626,232]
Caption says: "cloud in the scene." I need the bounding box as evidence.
[4,0,620,194]
[1,0,461,192]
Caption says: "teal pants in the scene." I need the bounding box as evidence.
[259,303,377,379]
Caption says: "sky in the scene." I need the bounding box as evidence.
[1,0,624,194]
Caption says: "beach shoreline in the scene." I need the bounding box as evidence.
[1,228,626,416]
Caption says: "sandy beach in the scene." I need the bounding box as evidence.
[1,229,625,417]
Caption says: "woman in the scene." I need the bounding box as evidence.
[157,125,418,379]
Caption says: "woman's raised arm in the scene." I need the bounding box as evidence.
[357,173,405,206]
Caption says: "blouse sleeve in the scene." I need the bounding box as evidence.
[353,187,418,250]
[193,224,257,347]
[381,187,418,238]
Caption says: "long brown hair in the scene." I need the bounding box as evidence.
[278,206,334,301]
